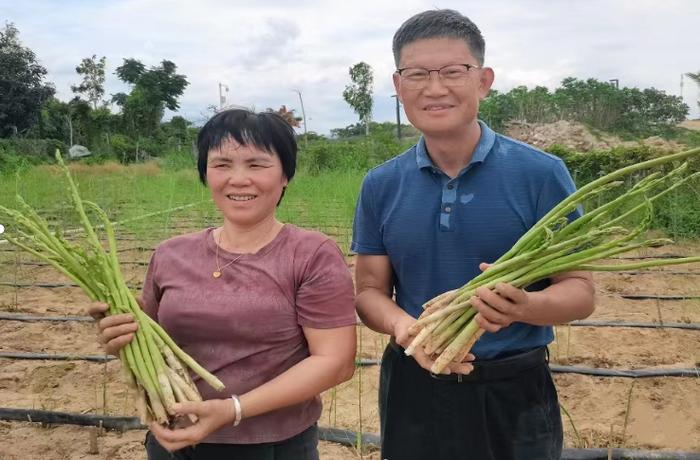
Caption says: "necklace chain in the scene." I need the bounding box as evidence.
[213,230,244,279]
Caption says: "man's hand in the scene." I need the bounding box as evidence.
[88,302,138,355]
[393,314,474,375]
[471,262,595,331]
[149,399,236,452]
[472,282,530,333]
[471,262,530,333]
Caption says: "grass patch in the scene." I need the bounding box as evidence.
[0,161,363,251]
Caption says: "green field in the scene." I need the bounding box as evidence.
[1,147,698,251]
[0,159,365,252]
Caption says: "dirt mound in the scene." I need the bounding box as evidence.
[504,120,683,152]
[678,119,700,131]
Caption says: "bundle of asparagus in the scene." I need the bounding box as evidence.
[405,148,700,373]
[0,151,225,424]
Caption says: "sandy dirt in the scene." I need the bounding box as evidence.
[0,233,698,459]
[678,120,700,131]
[504,120,687,152]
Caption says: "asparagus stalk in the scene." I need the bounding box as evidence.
[404,149,700,374]
[0,150,225,424]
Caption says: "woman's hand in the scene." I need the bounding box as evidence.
[87,302,138,355]
[149,399,236,452]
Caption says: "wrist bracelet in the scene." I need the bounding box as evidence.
[231,394,242,426]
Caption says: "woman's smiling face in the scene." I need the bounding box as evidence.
[206,138,288,228]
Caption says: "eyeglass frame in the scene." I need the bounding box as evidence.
[395,63,482,88]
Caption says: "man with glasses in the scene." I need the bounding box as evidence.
[352,9,595,460]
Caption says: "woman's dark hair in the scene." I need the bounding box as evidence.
[196,109,297,186]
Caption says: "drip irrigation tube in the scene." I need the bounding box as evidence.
[6,261,698,275]
[569,320,700,331]
[548,365,699,378]
[321,427,700,460]
[560,449,700,459]
[115,246,154,253]
[0,409,698,459]
[1,245,155,254]
[354,358,698,378]
[0,282,79,288]
[0,281,141,289]
[8,281,690,299]
[0,351,373,367]
[0,352,114,362]
[0,313,93,322]
[3,260,150,267]
[614,255,687,260]
[2,351,695,378]
[318,426,380,448]
[0,408,143,430]
[617,271,699,276]
[3,313,699,331]
[619,294,700,300]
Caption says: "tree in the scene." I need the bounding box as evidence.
[111,58,189,159]
[554,78,625,129]
[115,58,145,84]
[162,115,194,150]
[331,121,417,138]
[71,54,106,109]
[0,23,55,137]
[266,105,302,128]
[686,71,700,111]
[343,62,374,136]
[31,97,71,143]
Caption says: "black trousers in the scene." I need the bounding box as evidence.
[379,343,563,460]
[145,423,319,460]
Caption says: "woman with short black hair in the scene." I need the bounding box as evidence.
[91,108,357,460]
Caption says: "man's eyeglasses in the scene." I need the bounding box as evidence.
[396,64,481,89]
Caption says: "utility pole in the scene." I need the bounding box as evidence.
[680,73,684,100]
[218,83,229,111]
[292,89,308,148]
[609,79,619,90]
[391,94,402,139]
[66,115,73,146]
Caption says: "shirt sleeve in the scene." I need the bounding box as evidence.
[296,239,357,329]
[351,173,386,255]
[140,250,162,320]
[536,159,582,222]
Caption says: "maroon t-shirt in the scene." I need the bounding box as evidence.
[141,224,356,443]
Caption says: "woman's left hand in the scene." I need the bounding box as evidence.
[149,399,236,452]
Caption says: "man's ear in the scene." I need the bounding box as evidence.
[479,67,495,99]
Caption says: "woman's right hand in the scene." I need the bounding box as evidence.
[88,303,138,356]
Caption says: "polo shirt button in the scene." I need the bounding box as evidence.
[447,184,454,190]
[445,206,452,213]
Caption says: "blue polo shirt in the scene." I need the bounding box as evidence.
[351,121,578,359]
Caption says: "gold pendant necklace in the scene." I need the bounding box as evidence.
[213,230,244,279]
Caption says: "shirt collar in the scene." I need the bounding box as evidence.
[415,120,496,173]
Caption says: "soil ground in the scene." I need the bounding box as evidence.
[0,232,698,459]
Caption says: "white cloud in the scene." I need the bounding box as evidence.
[3,0,699,135]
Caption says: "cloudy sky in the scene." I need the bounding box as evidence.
[3,0,699,134]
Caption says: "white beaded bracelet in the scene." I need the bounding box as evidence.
[231,394,243,426]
